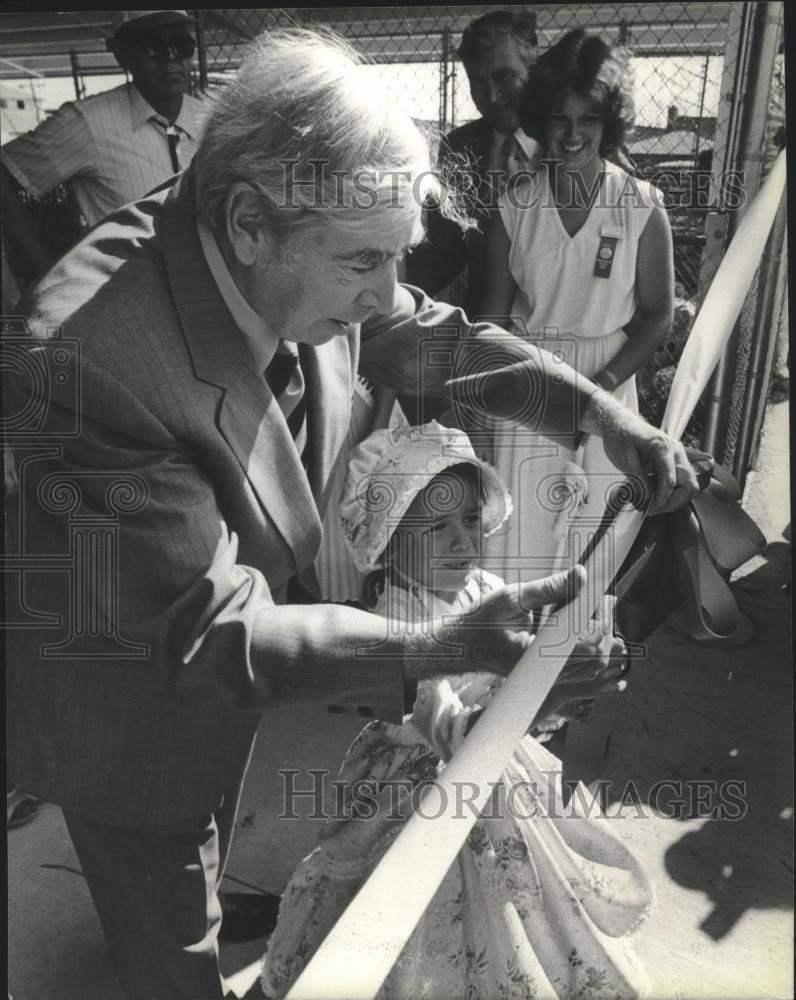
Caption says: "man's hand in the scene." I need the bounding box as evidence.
[405,569,628,716]
[407,565,587,680]
[443,341,697,516]
[582,389,699,515]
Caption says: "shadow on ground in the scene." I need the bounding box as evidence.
[581,541,794,943]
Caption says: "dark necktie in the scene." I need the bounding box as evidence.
[153,117,181,172]
[165,126,180,173]
[265,346,308,463]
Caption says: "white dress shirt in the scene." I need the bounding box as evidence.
[487,126,539,174]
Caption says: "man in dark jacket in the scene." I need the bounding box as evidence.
[404,10,539,315]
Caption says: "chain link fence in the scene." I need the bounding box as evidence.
[3,7,783,471]
[192,4,760,450]
[721,43,787,475]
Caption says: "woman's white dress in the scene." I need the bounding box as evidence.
[484,162,657,585]
[261,569,652,999]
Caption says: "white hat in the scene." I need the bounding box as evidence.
[112,10,192,35]
[340,421,512,572]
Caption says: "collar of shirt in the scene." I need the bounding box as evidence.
[197,220,281,372]
[129,83,199,139]
[488,126,539,171]
[391,571,481,614]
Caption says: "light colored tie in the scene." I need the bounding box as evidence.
[500,133,527,182]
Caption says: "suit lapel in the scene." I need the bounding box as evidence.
[467,120,496,207]
[299,337,354,507]
[468,119,492,172]
[161,172,322,575]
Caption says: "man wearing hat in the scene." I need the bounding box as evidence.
[2,10,203,278]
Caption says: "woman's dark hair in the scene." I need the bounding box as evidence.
[359,462,488,610]
[518,29,635,156]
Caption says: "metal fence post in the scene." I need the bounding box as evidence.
[69,48,84,100]
[699,2,752,460]
[193,9,209,93]
[701,1,784,467]
[439,28,450,134]
[732,191,788,485]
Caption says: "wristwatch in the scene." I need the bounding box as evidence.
[593,369,620,391]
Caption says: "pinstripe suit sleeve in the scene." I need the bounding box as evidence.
[8,346,403,716]
[3,102,94,198]
[359,284,594,439]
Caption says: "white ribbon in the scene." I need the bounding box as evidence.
[662,151,786,440]
[286,150,786,1000]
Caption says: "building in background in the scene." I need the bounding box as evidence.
[0,81,39,142]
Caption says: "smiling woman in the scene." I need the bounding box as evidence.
[545,93,606,173]
[519,30,635,163]
[478,28,674,592]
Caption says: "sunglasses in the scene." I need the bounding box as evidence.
[127,32,196,62]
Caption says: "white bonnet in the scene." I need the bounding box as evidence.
[340,421,513,572]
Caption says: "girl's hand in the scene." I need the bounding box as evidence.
[533,597,628,726]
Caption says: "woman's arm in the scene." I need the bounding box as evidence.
[592,203,674,390]
[477,210,519,323]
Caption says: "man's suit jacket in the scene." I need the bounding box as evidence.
[5,167,527,827]
[405,118,494,317]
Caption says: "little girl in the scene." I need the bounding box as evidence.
[262,421,651,999]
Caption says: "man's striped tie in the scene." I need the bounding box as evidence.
[265,344,308,463]
[500,133,528,190]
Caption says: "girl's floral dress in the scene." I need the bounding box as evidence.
[262,569,652,999]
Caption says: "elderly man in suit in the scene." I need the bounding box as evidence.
[5,28,697,1000]
[404,10,539,313]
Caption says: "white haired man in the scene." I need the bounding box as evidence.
[6,29,697,999]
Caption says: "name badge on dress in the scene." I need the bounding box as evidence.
[593,224,624,279]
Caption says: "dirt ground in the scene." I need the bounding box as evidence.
[8,400,792,1000]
